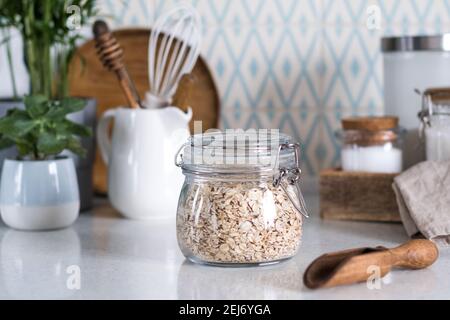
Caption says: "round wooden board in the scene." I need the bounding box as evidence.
[68,28,220,194]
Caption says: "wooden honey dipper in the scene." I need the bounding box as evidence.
[304,239,439,289]
[93,20,142,109]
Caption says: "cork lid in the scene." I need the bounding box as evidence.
[424,87,450,103]
[342,116,399,131]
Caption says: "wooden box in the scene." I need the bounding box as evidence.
[320,168,401,222]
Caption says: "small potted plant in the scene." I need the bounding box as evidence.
[0,95,91,231]
[0,0,98,210]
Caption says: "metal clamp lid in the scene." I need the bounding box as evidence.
[272,143,309,218]
[174,142,188,168]
[417,88,450,137]
[174,140,309,218]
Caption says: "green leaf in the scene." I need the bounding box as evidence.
[66,136,86,157]
[60,97,87,113]
[14,137,35,158]
[24,95,49,119]
[0,111,37,139]
[45,98,86,120]
[37,132,66,156]
[0,136,14,150]
[0,94,91,159]
[55,119,92,137]
[5,108,28,118]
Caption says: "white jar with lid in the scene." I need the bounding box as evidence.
[337,117,403,174]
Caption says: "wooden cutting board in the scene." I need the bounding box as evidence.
[68,28,220,194]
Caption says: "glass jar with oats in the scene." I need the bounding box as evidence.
[174,131,308,267]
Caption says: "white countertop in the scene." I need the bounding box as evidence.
[0,195,448,300]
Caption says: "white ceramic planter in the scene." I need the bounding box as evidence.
[0,98,96,211]
[0,157,80,231]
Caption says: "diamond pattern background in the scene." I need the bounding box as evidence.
[98,0,324,178]
[3,0,450,181]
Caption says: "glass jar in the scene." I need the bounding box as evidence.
[419,88,450,161]
[336,117,403,174]
[174,131,308,267]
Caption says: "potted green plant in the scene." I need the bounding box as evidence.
[0,95,91,230]
[0,0,98,210]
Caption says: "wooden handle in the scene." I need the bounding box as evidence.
[304,240,439,289]
[93,20,141,109]
[389,239,439,269]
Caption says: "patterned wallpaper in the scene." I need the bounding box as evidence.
[3,0,450,180]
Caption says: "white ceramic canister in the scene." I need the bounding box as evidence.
[97,107,192,220]
[382,34,450,168]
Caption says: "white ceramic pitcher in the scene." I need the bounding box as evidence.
[97,107,192,220]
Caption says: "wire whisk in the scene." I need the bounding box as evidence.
[146,4,202,109]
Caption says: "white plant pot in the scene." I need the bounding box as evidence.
[0,98,96,211]
[0,157,80,231]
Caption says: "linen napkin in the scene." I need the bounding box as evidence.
[392,161,450,246]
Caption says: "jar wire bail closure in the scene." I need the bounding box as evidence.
[174,137,309,218]
[272,143,309,218]
[418,88,450,138]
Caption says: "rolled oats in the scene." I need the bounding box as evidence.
[176,181,303,264]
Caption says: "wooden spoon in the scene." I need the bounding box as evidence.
[303,239,439,289]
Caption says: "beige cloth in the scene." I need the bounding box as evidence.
[393,161,450,246]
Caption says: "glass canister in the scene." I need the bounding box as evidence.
[174,130,308,267]
[419,88,450,161]
[337,116,403,174]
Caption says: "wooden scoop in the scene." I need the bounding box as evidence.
[303,239,439,289]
